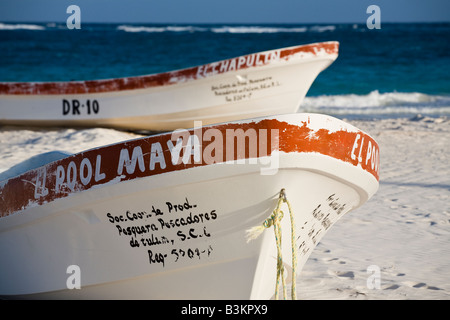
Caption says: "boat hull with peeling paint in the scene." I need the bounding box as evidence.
[0,113,379,299]
[0,42,338,131]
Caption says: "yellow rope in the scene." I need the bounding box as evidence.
[246,188,297,300]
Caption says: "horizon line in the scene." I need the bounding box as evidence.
[1,20,450,25]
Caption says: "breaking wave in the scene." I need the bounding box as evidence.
[116,24,336,34]
[0,22,45,30]
[302,91,450,119]
[117,25,207,33]
[0,23,337,33]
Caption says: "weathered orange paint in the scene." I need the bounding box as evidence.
[0,42,338,95]
[0,117,378,218]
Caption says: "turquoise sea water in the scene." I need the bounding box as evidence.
[1,22,449,119]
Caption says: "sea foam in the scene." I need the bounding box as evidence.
[302,91,450,118]
[0,23,45,30]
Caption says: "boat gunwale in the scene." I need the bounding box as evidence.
[0,113,379,219]
[0,42,339,96]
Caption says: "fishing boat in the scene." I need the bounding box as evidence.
[0,42,338,131]
[0,113,379,299]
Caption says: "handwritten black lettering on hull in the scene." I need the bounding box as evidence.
[166,197,196,213]
[148,250,167,267]
[106,197,217,269]
[211,75,281,103]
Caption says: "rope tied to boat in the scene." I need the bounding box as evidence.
[246,188,297,300]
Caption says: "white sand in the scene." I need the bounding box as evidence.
[0,126,141,173]
[1,115,449,299]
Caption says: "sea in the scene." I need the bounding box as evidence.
[1,21,449,120]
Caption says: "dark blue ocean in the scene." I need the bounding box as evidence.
[1,22,449,119]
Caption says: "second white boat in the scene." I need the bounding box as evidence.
[0,42,338,131]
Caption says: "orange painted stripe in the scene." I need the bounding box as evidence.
[0,42,338,95]
[0,117,377,218]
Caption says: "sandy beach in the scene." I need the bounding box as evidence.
[299,115,450,300]
[0,114,449,300]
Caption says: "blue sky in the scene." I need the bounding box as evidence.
[1,0,449,24]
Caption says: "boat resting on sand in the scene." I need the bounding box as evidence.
[0,113,379,299]
[0,42,338,131]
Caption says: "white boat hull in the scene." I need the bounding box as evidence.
[0,42,338,131]
[0,113,379,299]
